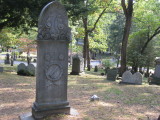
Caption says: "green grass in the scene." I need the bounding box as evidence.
[105,87,123,95]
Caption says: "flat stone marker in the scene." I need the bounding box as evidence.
[31,1,71,119]
[121,71,142,85]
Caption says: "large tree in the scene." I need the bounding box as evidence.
[120,0,133,75]
[133,0,160,54]
[0,0,51,31]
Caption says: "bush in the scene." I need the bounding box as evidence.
[102,59,113,68]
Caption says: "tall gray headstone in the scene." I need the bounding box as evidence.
[121,71,142,85]
[70,55,84,75]
[107,68,118,81]
[32,1,71,119]
[4,53,10,64]
[154,59,160,78]
[149,58,160,85]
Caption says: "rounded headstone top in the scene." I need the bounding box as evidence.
[37,1,71,42]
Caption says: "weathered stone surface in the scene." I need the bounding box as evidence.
[90,95,99,101]
[27,64,36,76]
[154,65,160,78]
[121,71,142,85]
[31,1,71,119]
[17,63,27,72]
[19,113,34,120]
[134,72,143,84]
[149,58,160,85]
[70,55,84,75]
[20,108,79,120]
[107,68,118,81]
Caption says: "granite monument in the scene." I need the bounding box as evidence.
[148,58,160,85]
[31,1,71,119]
[70,55,84,75]
[107,68,118,81]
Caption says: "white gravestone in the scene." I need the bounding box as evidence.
[121,71,142,85]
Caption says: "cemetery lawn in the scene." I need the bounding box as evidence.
[0,70,160,120]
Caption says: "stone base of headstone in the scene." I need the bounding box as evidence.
[0,67,3,72]
[119,81,142,85]
[148,77,160,85]
[19,108,78,120]
[32,105,70,119]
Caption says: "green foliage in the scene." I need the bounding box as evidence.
[108,13,124,54]
[0,0,51,31]
[102,59,113,68]
[127,31,156,68]
[0,28,19,50]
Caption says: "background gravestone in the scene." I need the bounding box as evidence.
[17,63,27,73]
[94,66,98,72]
[4,53,10,64]
[30,1,71,119]
[27,64,36,76]
[70,55,84,75]
[134,72,143,84]
[107,68,118,81]
[11,56,14,66]
[149,58,160,85]
[121,71,142,85]
[0,67,3,72]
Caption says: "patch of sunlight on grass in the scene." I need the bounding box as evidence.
[83,116,92,120]
[94,83,107,88]
[124,94,159,105]
[96,101,116,107]
[105,87,123,95]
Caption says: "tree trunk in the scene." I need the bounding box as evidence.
[120,17,132,75]
[146,65,150,77]
[116,57,120,68]
[87,40,90,71]
[27,49,30,65]
[120,0,133,76]
[83,17,88,70]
